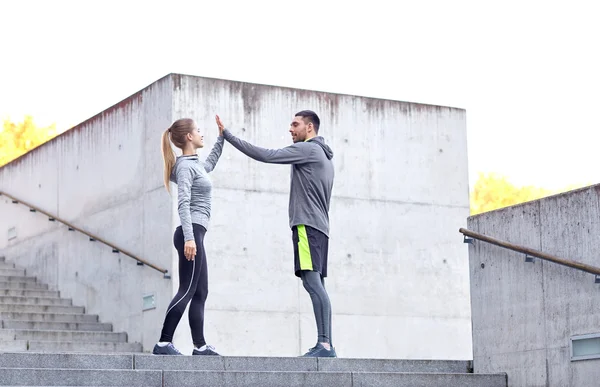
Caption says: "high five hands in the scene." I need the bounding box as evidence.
[215,115,225,136]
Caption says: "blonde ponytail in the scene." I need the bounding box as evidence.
[161,128,176,193]
[161,118,196,193]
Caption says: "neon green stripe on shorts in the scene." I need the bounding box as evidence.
[297,225,313,271]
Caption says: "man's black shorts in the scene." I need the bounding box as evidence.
[292,224,329,278]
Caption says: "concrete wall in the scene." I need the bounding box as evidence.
[169,74,472,359]
[468,185,600,386]
[0,75,175,352]
[1,73,471,359]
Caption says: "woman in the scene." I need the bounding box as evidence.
[153,116,225,356]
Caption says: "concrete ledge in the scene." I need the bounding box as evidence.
[0,329,126,343]
[0,269,25,277]
[0,276,36,283]
[134,355,470,373]
[0,305,84,314]
[0,296,71,306]
[135,355,319,372]
[0,368,162,386]
[2,321,112,332]
[0,353,503,387]
[161,370,507,387]
[0,340,27,352]
[0,290,60,298]
[0,282,47,290]
[352,372,507,387]
[0,312,98,323]
[318,358,471,373]
[162,370,352,387]
[0,353,133,369]
[27,341,142,353]
[225,356,318,372]
[134,354,224,371]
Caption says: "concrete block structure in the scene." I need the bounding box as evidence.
[0,73,471,359]
[467,185,600,386]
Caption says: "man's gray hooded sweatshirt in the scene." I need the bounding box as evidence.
[223,129,334,237]
[171,136,224,242]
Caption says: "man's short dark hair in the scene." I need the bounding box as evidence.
[295,110,320,133]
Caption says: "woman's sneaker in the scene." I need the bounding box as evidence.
[192,344,220,356]
[152,342,183,355]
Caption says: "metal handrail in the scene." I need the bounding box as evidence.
[1,190,170,278]
[459,228,600,279]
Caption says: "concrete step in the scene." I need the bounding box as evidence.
[0,281,48,290]
[161,370,507,387]
[0,329,127,343]
[0,289,60,298]
[0,340,27,351]
[0,368,161,386]
[0,367,506,387]
[0,352,506,386]
[0,296,72,306]
[0,304,84,314]
[27,341,143,353]
[0,262,16,269]
[0,352,133,369]
[0,353,473,374]
[1,320,112,332]
[134,355,473,373]
[0,268,25,277]
[319,358,472,373]
[0,275,37,283]
[0,312,98,323]
[353,372,507,387]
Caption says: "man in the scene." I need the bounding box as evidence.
[216,110,336,357]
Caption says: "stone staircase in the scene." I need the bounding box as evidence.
[0,256,142,353]
[0,352,507,387]
[0,255,508,386]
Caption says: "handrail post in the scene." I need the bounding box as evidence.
[463,235,475,245]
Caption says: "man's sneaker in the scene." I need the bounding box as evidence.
[192,344,220,356]
[152,342,183,355]
[301,343,337,358]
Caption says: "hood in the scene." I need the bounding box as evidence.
[309,136,334,160]
[171,154,199,179]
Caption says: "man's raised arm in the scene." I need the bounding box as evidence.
[222,129,314,165]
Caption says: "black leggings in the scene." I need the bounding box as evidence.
[159,223,208,347]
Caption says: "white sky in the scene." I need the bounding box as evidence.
[1,0,598,190]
